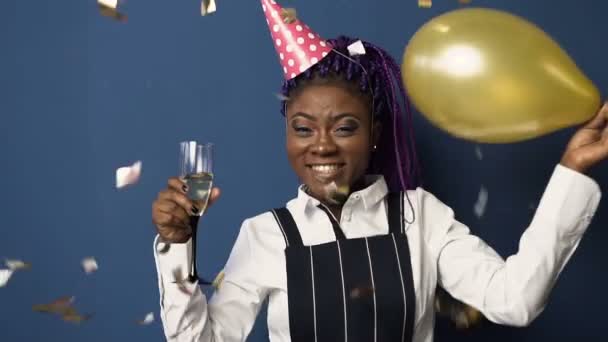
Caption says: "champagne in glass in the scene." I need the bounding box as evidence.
[185,171,214,216]
[182,143,214,216]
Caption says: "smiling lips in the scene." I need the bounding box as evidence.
[308,163,345,183]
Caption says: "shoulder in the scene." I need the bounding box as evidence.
[237,208,291,253]
[402,187,456,245]
[401,187,454,222]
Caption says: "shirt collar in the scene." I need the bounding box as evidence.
[295,175,389,212]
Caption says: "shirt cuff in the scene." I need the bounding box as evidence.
[154,235,194,284]
[533,164,602,237]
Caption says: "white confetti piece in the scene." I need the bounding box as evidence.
[0,269,14,287]
[474,145,483,160]
[473,186,488,218]
[81,257,98,274]
[137,312,155,325]
[347,40,366,56]
[98,0,117,9]
[116,161,142,189]
[5,259,31,271]
[201,0,217,16]
[274,93,290,101]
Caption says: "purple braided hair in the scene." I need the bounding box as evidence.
[280,36,421,192]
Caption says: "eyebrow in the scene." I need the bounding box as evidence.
[290,112,361,122]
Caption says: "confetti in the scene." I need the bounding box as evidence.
[137,312,155,325]
[418,0,432,8]
[458,0,472,4]
[274,93,290,102]
[156,241,171,254]
[81,257,98,274]
[347,40,366,56]
[33,296,75,314]
[212,271,225,289]
[325,182,350,205]
[473,186,488,218]
[280,8,297,24]
[201,0,217,16]
[33,296,92,324]
[61,307,93,324]
[350,286,374,299]
[5,259,31,271]
[435,288,482,329]
[474,145,483,160]
[172,268,194,295]
[0,269,13,287]
[116,160,142,189]
[98,0,127,22]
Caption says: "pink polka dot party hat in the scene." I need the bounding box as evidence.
[261,0,333,80]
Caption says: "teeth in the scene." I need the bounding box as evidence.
[311,164,341,173]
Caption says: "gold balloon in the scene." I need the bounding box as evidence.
[402,8,600,143]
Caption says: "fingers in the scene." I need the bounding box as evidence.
[583,102,608,129]
[168,177,188,193]
[158,189,198,215]
[207,187,221,208]
[154,200,190,227]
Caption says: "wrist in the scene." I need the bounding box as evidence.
[559,157,587,174]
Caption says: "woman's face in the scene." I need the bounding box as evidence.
[286,82,377,203]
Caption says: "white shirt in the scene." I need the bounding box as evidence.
[154,165,601,342]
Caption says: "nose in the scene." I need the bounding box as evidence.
[311,131,338,155]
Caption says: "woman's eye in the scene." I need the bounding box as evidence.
[335,125,357,135]
[294,126,313,135]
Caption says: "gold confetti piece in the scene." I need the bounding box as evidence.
[33,296,75,314]
[418,0,432,8]
[61,307,93,324]
[435,288,483,329]
[5,259,31,271]
[81,257,98,274]
[98,0,127,22]
[116,160,142,189]
[325,182,350,205]
[201,0,217,16]
[0,269,13,287]
[211,271,225,289]
[458,0,472,4]
[281,8,298,24]
[34,296,92,323]
[350,286,374,299]
[136,312,155,325]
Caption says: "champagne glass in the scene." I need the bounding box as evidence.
[179,141,214,284]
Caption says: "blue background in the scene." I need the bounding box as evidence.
[1,0,606,341]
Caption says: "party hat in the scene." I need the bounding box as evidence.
[261,0,333,80]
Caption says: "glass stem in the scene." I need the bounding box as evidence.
[188,215,200,283]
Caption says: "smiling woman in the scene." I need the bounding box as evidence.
[149,1,607,341]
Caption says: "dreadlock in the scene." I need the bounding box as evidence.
[280,36,421,192]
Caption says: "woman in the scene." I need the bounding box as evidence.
[151,1,606,341]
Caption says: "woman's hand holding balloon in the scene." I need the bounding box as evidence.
[560,103,608,173]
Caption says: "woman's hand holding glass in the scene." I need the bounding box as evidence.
[152,177,221,243]
[152,142,221,244]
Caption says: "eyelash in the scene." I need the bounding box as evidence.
[293,126,357,135]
